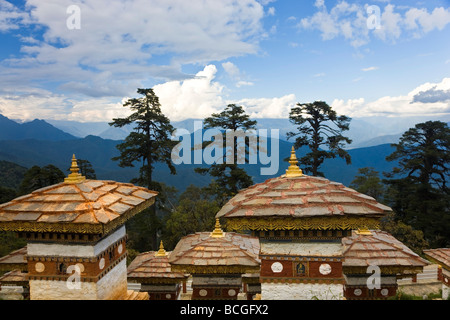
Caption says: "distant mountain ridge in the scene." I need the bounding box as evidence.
[0,114,77,141]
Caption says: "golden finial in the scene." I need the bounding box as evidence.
[285,146,303,177]
[155,240,167,257]
[356,227,372,235]
[210,218,224,238]
[64,154,86,184]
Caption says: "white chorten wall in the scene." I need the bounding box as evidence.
[27,226,128,300]
[261,283,344,300]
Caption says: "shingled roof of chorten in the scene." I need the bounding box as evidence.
[168,219,260,274]
[342,230,428,274]
[423,248,450,270]
[0,155,158,235]
[216,147,392,231]
[0,246,27,272]
[127,241,189,283]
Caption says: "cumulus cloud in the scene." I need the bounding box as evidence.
[222,61,254,87]
[332,78,450,117]
[0,87,131,122]
[233,94,297,119]
[153,65,226,121]
[298,1,450,47]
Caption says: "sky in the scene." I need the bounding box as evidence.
[0,0,449,123]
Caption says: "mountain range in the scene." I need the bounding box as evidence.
[44,114,450,148]
[0,114,402,194]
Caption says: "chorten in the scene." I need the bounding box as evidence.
[216,147,392,300]
[423,248,450,300]
[168,219,260,300]
[342,229,428,299]
[127,241,189,300]
[0,155,157,300]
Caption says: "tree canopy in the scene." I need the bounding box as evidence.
[110,88,177,251]
[384,121,450,247]
[287,101,352,176]
[195,104,257,205]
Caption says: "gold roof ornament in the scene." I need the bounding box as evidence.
[64,154,86,184]
[355,227,372,236]
[285,146,303,177]
[210,218,224,238]
[155,240,167,257]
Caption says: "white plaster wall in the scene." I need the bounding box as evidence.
[260,242,342,256]
[344,275,397,286]
[261,283,344,300]
[27,226,126,257]
[29,259,128,300]
[96,259,128,300]
[0,286,24,300]
[443,284,449,300]
[29,279,98,300]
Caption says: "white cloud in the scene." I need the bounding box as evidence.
[299,2,450,47]
[361,66,378,72]
[0,0,269,98]
[332,78,450,117]
[221,61,254,88]
[0,0,33,32]
[153,65,225,121]
[233,94,297,119]
[236,81,254,87]
[222,62,241,79]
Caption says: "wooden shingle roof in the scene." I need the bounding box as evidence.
[0,180,157,235]
[423,248,450,269]
[168,225,260,274]
[342,230,428,274]
[127,243,189,284]
[0,246,27,272]
[216,174,392,231]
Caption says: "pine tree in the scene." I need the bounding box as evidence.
[109,88,177,251]
[195,104,257,205]
[384,121,450,247]
[287,101,352,176]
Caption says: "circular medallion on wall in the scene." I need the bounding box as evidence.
[381,289,389,296]
[354,289,362,296]
[319,263,332,275]
[118,244,123,254]
[99,257,105,270]
[199,289,208,297]
[165,294,171,299]
[271,262,283,273]
[35,262,45,273]
[228,289,236,296]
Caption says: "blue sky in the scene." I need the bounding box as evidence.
[0,0,449,122]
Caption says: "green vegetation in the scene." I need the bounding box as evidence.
[110,88,177,251]
[18,164,65,195]
[287,101,352,177]
[384,121,450,248]
[195,104,257,206]
[0,160,27,189]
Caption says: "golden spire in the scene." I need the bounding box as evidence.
[210,218,224,238]
[64,154,86,184]
[155,240,167,257]
[285,146,303,177]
